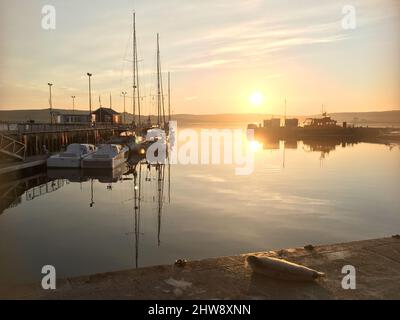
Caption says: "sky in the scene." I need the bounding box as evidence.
[0,0,399,116]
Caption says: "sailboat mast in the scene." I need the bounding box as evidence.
[136,45,141,127]
[157,33,161,127]
[132,12,136,124]
[168,72,171,122]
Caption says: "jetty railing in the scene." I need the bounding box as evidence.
[0,134,26,160]
[0,122,132,135]
[26,179,67,201]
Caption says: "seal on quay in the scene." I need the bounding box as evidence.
[246,255,325,281]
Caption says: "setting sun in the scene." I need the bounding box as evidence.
[250,92,264,107]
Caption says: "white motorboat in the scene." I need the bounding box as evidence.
[47,143,96,168]
[82,144,129,169]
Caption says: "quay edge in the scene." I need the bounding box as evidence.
[1,236,400,300]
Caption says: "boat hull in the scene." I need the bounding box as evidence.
[81,151,128,169]
[47,157,81,168]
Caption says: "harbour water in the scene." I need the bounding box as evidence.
[0,125,399,286]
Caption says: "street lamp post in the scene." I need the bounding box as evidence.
[71,95,76,114]
[121,91,127,124]
[48,83,53,124]
[87,73,92,124]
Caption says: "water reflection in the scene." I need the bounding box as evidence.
[0,135,399,286]
[0,137,394,216]
[0,172,67,215]
[126,161,170,268]
[253,134,391,162]
[0,155,172,271]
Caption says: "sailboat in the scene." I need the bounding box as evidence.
[144,33,168,144]
[126,14,171,146]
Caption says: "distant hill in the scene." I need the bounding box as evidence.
[0,108,399,128]
[327,111,400,127]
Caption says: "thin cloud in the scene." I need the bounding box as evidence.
[184,96,199,101]
[173,59,237,70]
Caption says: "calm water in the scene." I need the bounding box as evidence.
[0,128,399,286]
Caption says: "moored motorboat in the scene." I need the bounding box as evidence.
[82,144,129,169]
[108,131,136,150]
[47,143,96,168]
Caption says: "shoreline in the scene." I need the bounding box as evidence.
[2,236,399,300]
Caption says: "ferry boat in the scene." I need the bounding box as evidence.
[82,144,129,169]
[250,111,393,140]
[303,112,338,128]
[47,143,96,168]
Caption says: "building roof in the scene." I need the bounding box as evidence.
[59,113,90,117]
[92,107,120,115]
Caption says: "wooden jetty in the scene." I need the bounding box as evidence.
[0,155,48,176]
[0,122,133,158]
[0,122,135,175]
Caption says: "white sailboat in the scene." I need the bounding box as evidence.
[144,33,167,141]
[47,143,96,168]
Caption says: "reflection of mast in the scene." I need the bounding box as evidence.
[282,141,286,169]
[90,178,94,207]
[133,162,142,268]
[156,163,165,246]
[168,154,171,204]
[126,161,143,269]
[319,152,325,168]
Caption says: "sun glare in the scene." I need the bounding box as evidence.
[250,92,264,107]
[248,140,262,152]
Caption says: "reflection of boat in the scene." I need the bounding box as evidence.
[82,144,129,169]
[47,164,131,183]
[83,165,130,183]
[47,168,88,182]
[252,133,367,166]
[47,144,96,168]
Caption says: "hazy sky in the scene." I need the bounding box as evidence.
[0,0,399,115]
